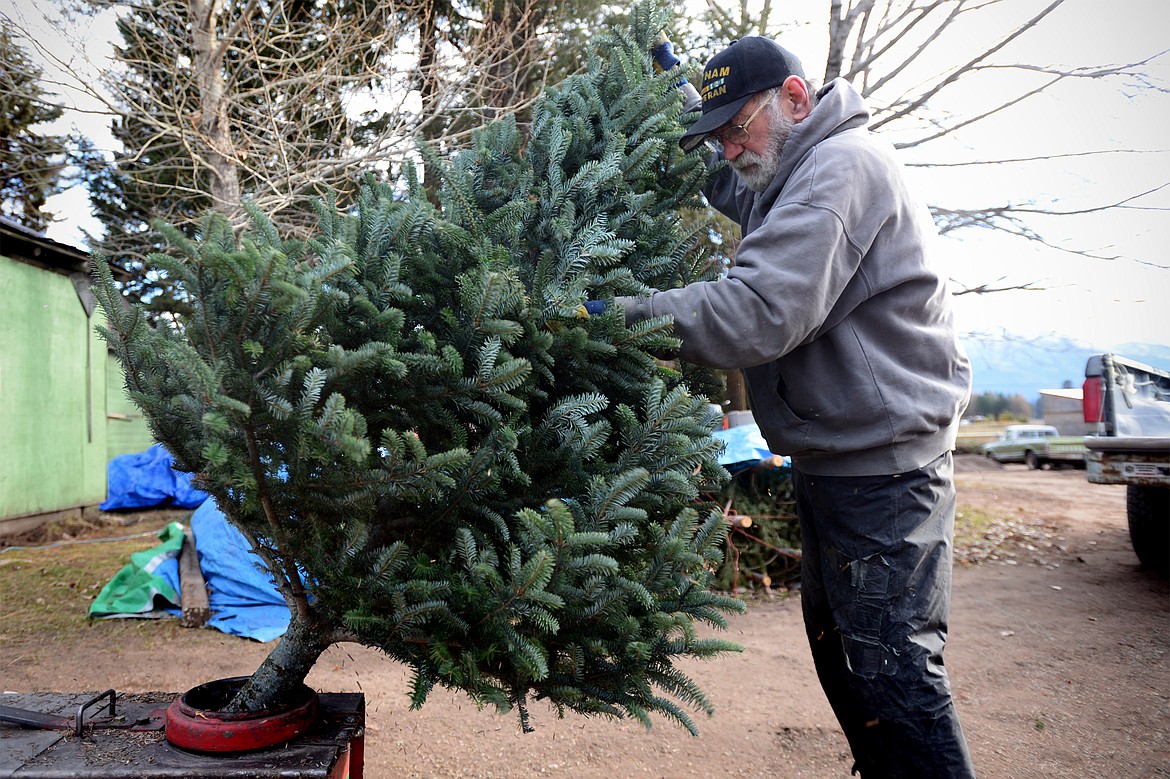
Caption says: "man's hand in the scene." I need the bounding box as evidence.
[546,300,607,332]
[652,34,682,73]
[651,32,701,111]
[575,300,608,318]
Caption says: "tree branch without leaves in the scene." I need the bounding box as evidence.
[949,276,1044,296]
[799,0,1168,273]
[934,184,1170,268]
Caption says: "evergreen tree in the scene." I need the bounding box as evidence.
[0,28,71,233]
[94,5,743,733]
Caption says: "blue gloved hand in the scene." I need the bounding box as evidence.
[653,32,691,91]
[652,38,682,73]
[575,300,608,318]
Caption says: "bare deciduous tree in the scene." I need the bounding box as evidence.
[672,0,1169,302]
[2,0,563,315]
[102,0,553,221]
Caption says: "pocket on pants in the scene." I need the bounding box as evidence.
[838,553,898,679]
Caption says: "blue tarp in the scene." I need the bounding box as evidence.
[97,444,287,641]
[89,499,289,642]
[189,498,290,643]
[101,444,209,511]
[713,423,789,469]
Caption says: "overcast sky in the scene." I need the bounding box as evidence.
[757,0,1170,352]
[5,0,1168,353]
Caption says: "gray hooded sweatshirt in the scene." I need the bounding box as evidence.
[618,78,971,476]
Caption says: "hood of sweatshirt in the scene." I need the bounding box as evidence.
[743,78,871,232]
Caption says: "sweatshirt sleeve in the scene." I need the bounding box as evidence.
[619,188,869,370]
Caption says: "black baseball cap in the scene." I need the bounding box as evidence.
[679,37,806,152]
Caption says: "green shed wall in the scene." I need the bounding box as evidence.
[105,352,156,461]
[0,256,109,520]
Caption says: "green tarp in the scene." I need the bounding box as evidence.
[89,522,184,618]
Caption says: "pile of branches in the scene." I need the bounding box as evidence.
[709,461,800,594]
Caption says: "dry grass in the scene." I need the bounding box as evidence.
[0,511,189,643]
[953,504,1060,567]
[0,498,1052,648]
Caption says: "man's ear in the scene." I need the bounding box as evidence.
[782,75,812,122]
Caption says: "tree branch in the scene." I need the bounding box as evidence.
[949,276,1045,296]
[905,149,1167,167]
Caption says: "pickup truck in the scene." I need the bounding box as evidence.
[981,424,1087,469]
[1082,353,1170,574]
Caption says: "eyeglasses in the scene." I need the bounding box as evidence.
[708,91,775,151]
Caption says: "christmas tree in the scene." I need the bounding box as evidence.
[94,5,742,733]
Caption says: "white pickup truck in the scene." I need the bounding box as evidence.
[1082,354,1170,574]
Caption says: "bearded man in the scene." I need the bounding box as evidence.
[614,36,977,778]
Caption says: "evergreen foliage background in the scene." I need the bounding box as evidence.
[0,28,71,233]
[94,5,744,732]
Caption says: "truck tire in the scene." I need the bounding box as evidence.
[1127,485,1169,575]
[1025,450,1042,470]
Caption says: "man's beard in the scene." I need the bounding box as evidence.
[730,104,794,193]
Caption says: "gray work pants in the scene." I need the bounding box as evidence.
[794,452,976,778]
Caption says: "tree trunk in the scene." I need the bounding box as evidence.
[825,0,849,82]
[188,0,242,221]
[417,4,441,131]
[223,618,332,712]
[725,369,748,411]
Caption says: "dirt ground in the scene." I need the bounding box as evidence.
[3,455,1167,778]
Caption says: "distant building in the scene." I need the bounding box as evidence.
[1038,388,1091,435]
